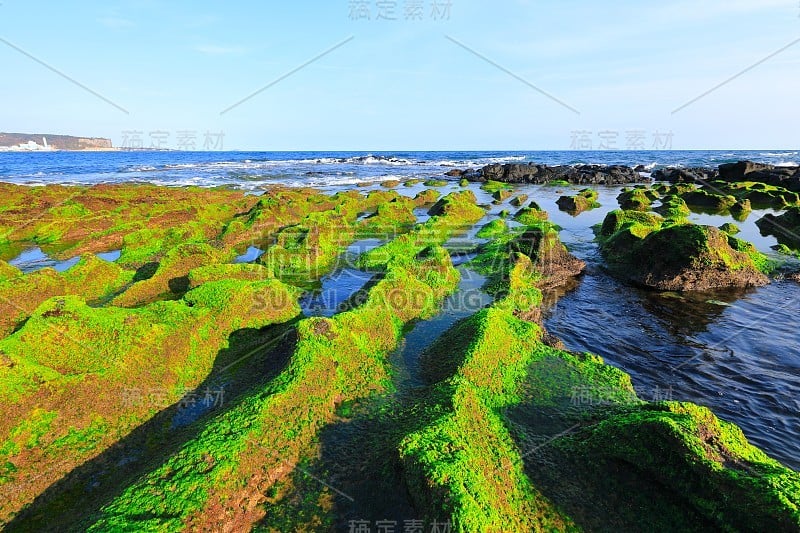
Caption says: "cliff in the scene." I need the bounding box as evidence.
[0,132,112,150]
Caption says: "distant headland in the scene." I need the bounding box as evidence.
[0,132,113,151]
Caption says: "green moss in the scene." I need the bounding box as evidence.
[617,187,657,211]
[719,222,740,235]
[359,192,485,271]
[86,238,461,531]
[480,180,513,194]
[113,243,228,307]
[476,218,507,239]
[188,263,272,287]
[597,210,771,289]
[413,189,441,206]
[563,402,800,531]
[557,188,600,214]
[514,202,549,226]
[510,194,528,207]
[0,254,134,339]
[423,179,448,187]
[682,189,738,212]
[459,178,469,187]
[654,195,691,220]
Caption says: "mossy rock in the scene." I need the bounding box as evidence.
[476,218,507,239]
[682,190,738,212]
[413,189,441,206]
[719,222,741,235]
[617,187,656,211]
[654,195,691,220]
[0,261,20,282]
[514,202,549,226]
[598,210,770,290]
[566,401,800,531]
[480,180,513,194]
[423,179,448,187]
[556,189,600,215]
[510,195,528,207]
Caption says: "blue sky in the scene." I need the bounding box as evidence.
[1,0,798,150]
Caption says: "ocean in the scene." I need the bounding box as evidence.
[0,150,797,189]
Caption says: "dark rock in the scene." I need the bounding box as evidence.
[718,161,773,181]
[444,169,463,177]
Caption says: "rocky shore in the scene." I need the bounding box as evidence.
[447,159,800,189]
[0,180,798,530]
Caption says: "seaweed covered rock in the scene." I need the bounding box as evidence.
[427,190,484,219]
[654,195,691,220]
[0,261,20,282]
[514,201,549,226]
[682,189,738,212]
[566,402,800,531]
[0,254,134,339]
[0,279,301,522]
[597,210,770,290]
[512,224,585,290]
[617,186,658,211]
[556,188,600,215]
[112,243,227,307]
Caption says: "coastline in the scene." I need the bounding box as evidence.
[0,159,798,529]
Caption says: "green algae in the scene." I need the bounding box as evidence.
[358,191,485,272]
[556,188,600,215]
[113,243,229,307]
[475,218,507,239]
[559,402,800,530]
[423,179,448,187]
[514,201,549,226]
[0,279,302,522]
[719,222,741,235]
[400,216,798,532]
[597,210,771,289]
[510,194,528,207]
[85,243,461,531]
[0,261,21,282]
[480,180,513,194]
[654,195,691,220]
[617,187,658,211]
[0,254,134,340]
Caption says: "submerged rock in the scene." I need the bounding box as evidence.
[598,210,770,290]
[757,207,800,249]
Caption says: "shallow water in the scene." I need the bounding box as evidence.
[502,184,800,471]
[371,181,800,472]
[8,247,80,273]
